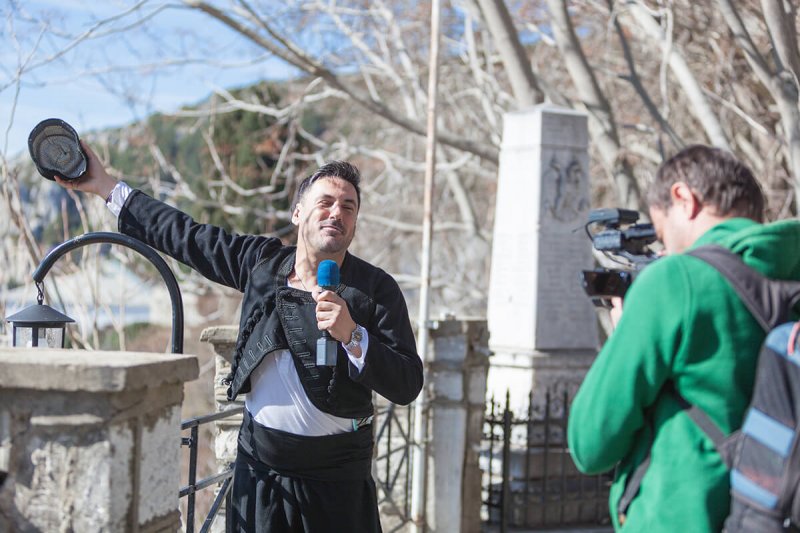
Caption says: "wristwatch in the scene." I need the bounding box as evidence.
[345,325,364,351]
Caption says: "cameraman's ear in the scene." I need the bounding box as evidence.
[670,182,702,218]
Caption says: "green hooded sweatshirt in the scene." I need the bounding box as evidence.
[568,218,800,532]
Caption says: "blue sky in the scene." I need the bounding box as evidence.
[1,1,295,158]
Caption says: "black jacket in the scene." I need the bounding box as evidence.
[119,190,423,418]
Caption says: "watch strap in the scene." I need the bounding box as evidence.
[345,324,364,350]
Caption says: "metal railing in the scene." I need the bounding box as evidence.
[483,389,612,531]
[178,400,412,533]
[373,400,414,533]
[180,406,243,533]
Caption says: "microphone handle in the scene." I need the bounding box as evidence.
[316,284,339,366]
[319,283,337,339]
[319,284,337,334]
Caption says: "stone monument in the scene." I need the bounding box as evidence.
[487,104,598,414]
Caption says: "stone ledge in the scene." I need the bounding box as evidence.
[0,349,198,391]
[199,326,238,345]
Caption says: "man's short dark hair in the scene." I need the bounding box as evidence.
[648,144,765,222]
[297,161,361,207]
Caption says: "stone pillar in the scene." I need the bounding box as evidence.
[425,318,489,533]
[199,326,242,533]
[0,348,198,533]
[487,104,598,413]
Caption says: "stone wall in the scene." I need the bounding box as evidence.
[0,349,198,533]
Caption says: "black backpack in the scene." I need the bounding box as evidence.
[617,245,800,532]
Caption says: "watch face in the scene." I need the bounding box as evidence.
[349,327,363,346]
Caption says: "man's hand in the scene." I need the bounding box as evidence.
[609,296,624,329]
[313,288,360,356]
[53,140,118,200]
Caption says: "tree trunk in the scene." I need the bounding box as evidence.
[473,0,543,107]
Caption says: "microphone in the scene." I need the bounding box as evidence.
[316,260,340,366]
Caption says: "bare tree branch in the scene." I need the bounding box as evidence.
[185,0,500,163]
[717,0,800,203]
[716,0,772,85]
[545,0,642,210]
[761,0,800,84]
[626,0,731,150]
[608,0,684,149]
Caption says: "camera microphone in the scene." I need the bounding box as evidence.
[316,259,340,366]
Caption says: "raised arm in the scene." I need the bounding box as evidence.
[53,141,280,291]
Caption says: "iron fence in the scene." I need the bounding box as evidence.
[373,400,414,532]
[180,406,243,533]
[483,389,613,531]
[178,401,412,533]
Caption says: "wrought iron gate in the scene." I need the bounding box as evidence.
[180,407,241,533]
[483,389,613,531]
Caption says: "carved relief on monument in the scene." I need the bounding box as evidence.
[542,152,589,224]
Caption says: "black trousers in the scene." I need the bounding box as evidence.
[228,409,382,533]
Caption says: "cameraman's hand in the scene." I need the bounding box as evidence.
[53,140,118,200]
[609,297,624,329]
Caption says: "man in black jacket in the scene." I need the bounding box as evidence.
[56,141,423,532]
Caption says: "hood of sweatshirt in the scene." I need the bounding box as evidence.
[690,217,800,280]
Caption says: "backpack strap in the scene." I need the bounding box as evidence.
[617,381,730,523]
[670,389,725,443]
[684,245,800,452]
[687,245,800,331]
[617,453,651,524]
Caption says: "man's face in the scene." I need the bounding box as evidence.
[650,203,691,255]
[293,177,359,255]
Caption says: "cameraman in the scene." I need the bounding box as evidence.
[567,145,800,531]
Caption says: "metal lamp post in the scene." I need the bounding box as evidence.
[5,231,184,353]
[6,282,75,348]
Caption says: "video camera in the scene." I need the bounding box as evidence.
[580,208,658,305]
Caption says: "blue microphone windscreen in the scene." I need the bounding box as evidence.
[317,260,340,288]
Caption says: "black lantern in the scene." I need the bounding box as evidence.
[5,283,74,348]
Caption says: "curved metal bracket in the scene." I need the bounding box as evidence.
[32,232,184,354]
